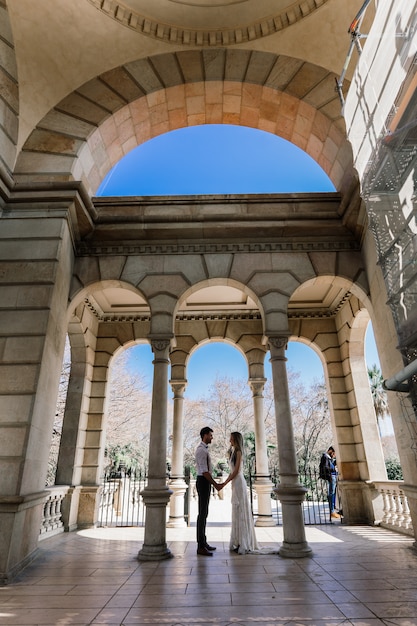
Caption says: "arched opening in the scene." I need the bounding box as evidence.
[105,343,153,475]
[97,125,335,196]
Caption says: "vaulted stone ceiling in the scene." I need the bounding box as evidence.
[7,0,372,151]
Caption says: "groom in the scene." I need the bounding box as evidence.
[195,426,220,556]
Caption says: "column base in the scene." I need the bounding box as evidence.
[76,486,101,529]
[1,547,40,586]
[167,516,187,528]
[167,478,187,528]
[338,480,375,525]
[0,491,47,585]
[137,545,174,561]
[254,477,274,525]
[279,541,313,558]
[255,514,276,527]
[274,483,312,558]
[61,486,81,532]
[139,485,173,561]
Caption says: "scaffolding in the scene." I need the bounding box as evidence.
[338,2,417,394]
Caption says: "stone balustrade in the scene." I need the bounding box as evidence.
[40,486,70,539]
[39,480,414,539]
[373,481,414,536]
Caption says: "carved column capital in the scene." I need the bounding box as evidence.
[149,336,172,362]
[249,378,267,397]
[267,335,290,362]
[150,337,171,352]
[169,380,187,397]
[268,336,289,350]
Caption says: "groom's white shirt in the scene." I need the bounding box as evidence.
[195,441,212,476]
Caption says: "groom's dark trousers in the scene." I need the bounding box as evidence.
[196,475,211,548]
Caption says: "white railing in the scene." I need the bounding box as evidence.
[373,481,414,536]
[40,486,69,539]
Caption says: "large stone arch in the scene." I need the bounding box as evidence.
[171,278,267,381]
[13,49,356,200]
[286,276,387,522]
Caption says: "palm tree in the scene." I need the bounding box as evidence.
[367,363,389,432]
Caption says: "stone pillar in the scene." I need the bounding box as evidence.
[0,210,73,583]
[268,336,312,558]
[249,378,275,526]
[138,338,173,561]
[167,380,188,527]
[55,308,100,531]
[74,332,113,528]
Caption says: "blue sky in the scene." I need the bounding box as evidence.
[98,124,380,397]
[126,330,380,399]
[97,125,335,196]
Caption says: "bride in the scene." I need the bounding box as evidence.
[219,431,275,555]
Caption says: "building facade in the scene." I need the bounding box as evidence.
[1,0,417,583]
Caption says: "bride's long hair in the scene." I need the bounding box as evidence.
[228,431,244,465]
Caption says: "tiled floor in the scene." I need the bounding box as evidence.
[1,505,417,626]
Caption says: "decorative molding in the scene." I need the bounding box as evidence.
[84,297,351,323]
[77,240,359,256]
[289,291,352,318]
[87,0,330,46]
[176,312,262,321]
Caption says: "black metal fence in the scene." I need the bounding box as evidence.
[269,465,336,525]
[98,468,147,527]
[97,465,336,527]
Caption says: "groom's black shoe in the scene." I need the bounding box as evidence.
[197,547,213,556]
[205,544,216,551]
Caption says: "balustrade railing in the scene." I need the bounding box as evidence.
[39,476,414,538]
[373,480,413,536]
[40,485,69,539]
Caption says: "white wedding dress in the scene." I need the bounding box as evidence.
[229,455,279,555]
[229,457,260,554]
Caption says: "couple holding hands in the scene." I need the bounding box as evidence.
[195,426,262,556]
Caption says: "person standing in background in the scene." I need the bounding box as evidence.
[319,446,340,520]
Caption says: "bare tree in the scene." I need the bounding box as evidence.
[290,377,332,473]
[51,346,335,483]
[47,339,71,485]
[184,375,253,471]
[104,351,153,472]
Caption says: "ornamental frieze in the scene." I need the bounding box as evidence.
[86,0,330,46]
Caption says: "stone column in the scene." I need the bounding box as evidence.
[167,380,188,527]
[249,378,275,526]
[55,309,99,531]
[268,336,312,558]
[138,338,173,561]
[0,210,74,583]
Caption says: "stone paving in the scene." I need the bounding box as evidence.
[0,497,416,625]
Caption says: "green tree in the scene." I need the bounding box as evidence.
[385,456,403,480]
[105,443,146,476]
[367,363,389,432]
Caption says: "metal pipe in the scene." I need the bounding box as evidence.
[349,0,373,35]
[383,358,417,392]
